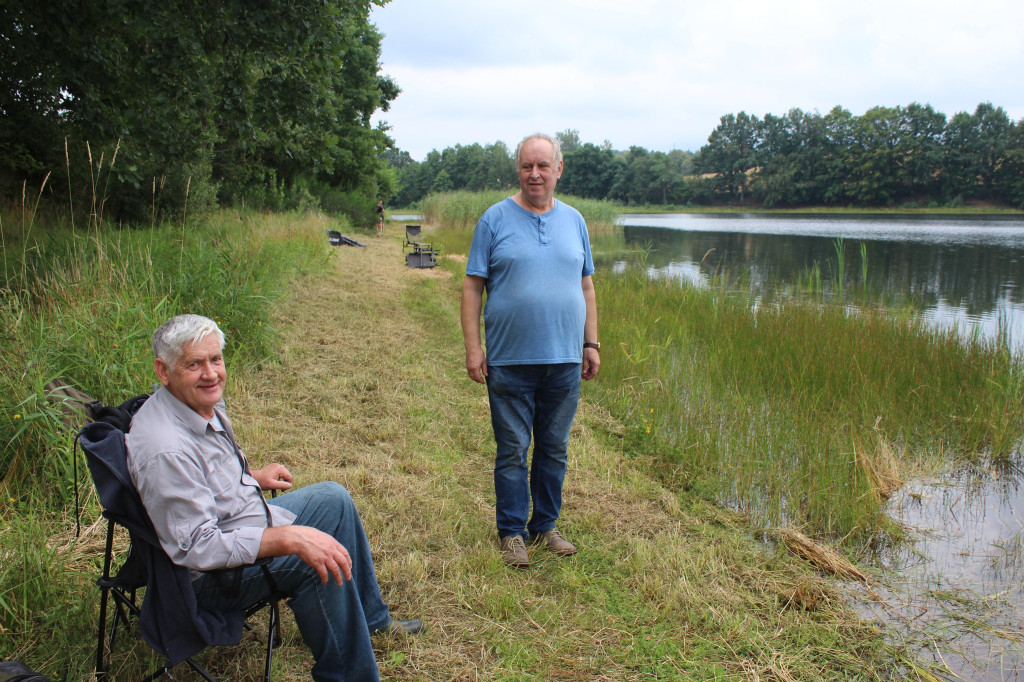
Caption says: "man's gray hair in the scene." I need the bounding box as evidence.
[152,314,225,366]
[515,133,563,168]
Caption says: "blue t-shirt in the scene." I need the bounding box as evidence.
[466,197,595,366]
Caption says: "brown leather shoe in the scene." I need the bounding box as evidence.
[499,535,530,568]
[531,529,578,556]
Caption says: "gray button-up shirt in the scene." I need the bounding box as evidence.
[125,387,295,577]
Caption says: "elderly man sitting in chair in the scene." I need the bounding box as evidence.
[126,314,420,682]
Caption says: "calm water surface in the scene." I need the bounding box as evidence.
[615,213,1024,680]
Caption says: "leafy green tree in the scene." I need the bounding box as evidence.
[695,112,760,202]
[430,168,454,194]
[557,129,582,153]
[944,103,1014,202]
[894,103,946,199]
[995,118,1024,207]
[0,0,398,220]
[609,146,656,205]
[561,142,618,199]
[649,150,694,205]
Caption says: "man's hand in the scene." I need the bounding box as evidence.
[465,346,488,384]
[252,463,293,491]
[260,525,352,585]
[582,347,600,381]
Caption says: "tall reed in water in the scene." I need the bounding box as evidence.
[594,261,1024,542]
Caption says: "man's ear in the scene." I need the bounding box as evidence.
[153,357,171,386]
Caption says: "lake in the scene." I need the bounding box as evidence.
[615,212,1024,680]
[617,213,1024,354]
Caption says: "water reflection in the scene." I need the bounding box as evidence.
[616,214,1024,353]
[855,463,1024,680]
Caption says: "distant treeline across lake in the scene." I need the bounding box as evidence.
[388,103,1024,211]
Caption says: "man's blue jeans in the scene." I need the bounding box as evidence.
[486,363,582,540]
[193,482,389,682]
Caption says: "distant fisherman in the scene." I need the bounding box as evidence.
[461,133,600,568]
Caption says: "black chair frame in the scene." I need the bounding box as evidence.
[403,224,440,268]
[94,508,287,682]
[76,418,288,682]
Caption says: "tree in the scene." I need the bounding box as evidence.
[556,129,582,154]
[609,146,655,205]
[944,103,1014,202]
[561,143,617,199]
[0,0,399,220]
[695,112,760,202]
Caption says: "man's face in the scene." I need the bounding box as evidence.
[154,333,226,419]
[517,138,563,208]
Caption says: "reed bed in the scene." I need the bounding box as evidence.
[594,262,1024,544]
[418,190,620,232]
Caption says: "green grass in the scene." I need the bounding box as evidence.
[424,190,1024,544]
[591,257,1024,544]
[0,203,974,679]
[0,207,337,669]
[418,189,620,231]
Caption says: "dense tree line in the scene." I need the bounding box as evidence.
[389,103,1024,209]
[389,131,698,207]
[1,0,398,221]
[697,103,1024,208]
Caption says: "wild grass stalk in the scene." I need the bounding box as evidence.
[419,190,620,232]
[593,263,1024,544]
[0,210,332,499]
[832,237,846,297]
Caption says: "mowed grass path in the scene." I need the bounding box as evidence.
[218,221,891,680]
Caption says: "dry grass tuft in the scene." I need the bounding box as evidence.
[855,432,904,503]
[773,528,870,583]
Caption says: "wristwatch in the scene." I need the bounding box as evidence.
[583,341,601,351]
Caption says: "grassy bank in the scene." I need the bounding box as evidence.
[0,210,922,679]
[425,191,1024,542]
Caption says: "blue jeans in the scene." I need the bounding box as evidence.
[486,363,581,540]
[194,482,389,682]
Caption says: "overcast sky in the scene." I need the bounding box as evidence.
[369,0,1024,161]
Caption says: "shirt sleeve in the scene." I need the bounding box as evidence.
[466,214,493,278]
[133,448,264,571]
[581,217,595,277]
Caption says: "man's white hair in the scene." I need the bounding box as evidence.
[152,314,225,367]
[515,133,563,167]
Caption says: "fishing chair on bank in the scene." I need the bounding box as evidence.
[75,399,287,682]
[403,224,439,268]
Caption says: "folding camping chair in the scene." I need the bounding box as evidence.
[77,412,286,682]
[404,225,422,247]
[403,225,440,268]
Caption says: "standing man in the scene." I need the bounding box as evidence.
[126,314,421,681]
[461,133,600,568]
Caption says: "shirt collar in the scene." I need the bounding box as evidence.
[155,385,228,437]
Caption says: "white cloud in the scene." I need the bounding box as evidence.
[372,0,1024,160]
